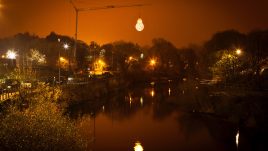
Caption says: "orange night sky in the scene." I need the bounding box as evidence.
[0,0,268,47]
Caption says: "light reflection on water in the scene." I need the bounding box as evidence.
[236,130,239,148]
[140,97,143,106]
[150,89,155,97]
[71,81,242,151]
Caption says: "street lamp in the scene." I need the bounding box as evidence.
[63,43,69,50]
[60,57,66,62]
[236,49,242,55]
[149,58,156,67]
[94,59,106,75]
[6,50,17,59]
[6,50,17,66]
[63,43,71,74]
[129,56,133,61]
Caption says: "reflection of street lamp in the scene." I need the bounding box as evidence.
[150,89,155,97]
[236,130,239,148]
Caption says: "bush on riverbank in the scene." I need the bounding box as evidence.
[0,84,87,151]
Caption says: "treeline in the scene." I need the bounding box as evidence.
[0,29,267,84]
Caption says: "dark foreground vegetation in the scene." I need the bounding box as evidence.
[0,84,88,151]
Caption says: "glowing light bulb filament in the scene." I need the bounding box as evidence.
[135,18,144,32]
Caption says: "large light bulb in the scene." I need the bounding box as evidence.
[134,142,143,151]
[135,18,144,32]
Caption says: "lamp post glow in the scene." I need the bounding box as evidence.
[135,18,144,32]
[6,50,17,59]
[63,43,72,74]
[60,57,66,62]
[63,43,69,50]
[236,49,242,55]
[149,58,156,67]
[94,59,106,75]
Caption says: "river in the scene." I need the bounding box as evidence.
[67,80,267,151]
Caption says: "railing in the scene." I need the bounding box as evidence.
[0,91,19,102]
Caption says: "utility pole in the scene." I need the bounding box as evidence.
[68,0,149,70]
[58,38,61,84]
[69,0,78,60]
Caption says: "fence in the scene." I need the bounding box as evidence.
[0,91,19,103]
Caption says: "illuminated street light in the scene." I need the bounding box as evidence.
[63,43,69,50]
[236,49,242,55]
[60,57,66,62]
[140,53,144,59]
[149,58,156,66]
[94,59,106,75]
[98,59,105,66]
[135,18,144,32]
[6,50,17,59]
[129,56,133,61]
[127,56,138,63]
[62,43,71,73]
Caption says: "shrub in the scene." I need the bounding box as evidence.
[0,84,87,151]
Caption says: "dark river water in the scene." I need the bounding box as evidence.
[68,81,267,151]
